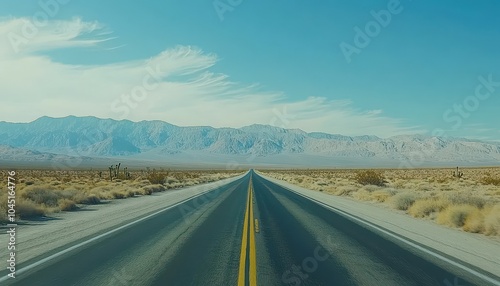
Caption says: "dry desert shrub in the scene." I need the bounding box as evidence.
[165,176,179,184]
[437,205,479,228]
[463,208,485,233]
[16,200,46,219]
[130,179,152,189]
[484,205,500,235]
[415,181,434,192]
[360,184,383,193]
[355,170,386,186]
[140,187,153,195]
[446,194,487,209]
[89,185,112,196]
[0,194,8,223]
[334,185,358,196]
[390,192,418,211]
[408,198,449,218]
[110,191,125,199]
[391,179,406,189]
[143,184,166,194]
[370,190,395,203]
[78,194,101,205]
[352,189,371,201]
[21,185,60,207]
[147,170,168,185]
[0,208,7,223]
[58,199,78,211]
[481,176,500,186]
[316,180,329,186]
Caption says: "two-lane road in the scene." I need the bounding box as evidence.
[2,170,499,285]
[251,173,499,286]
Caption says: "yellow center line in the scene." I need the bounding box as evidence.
[249,182,257,286]
[238,176,258,286]
[237,183,250,286]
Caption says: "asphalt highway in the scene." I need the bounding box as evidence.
[1,170,498,285]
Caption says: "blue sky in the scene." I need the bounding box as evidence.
[0,0,499,140]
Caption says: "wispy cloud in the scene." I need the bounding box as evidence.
[0,18,422,138]
[457,124,499,141]
[1,17,109,55]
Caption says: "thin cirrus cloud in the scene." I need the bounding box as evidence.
[0,16,109,55]
[0,17,423,138]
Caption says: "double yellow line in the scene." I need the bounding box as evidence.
[238,177,257,286]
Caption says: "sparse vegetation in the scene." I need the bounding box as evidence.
[437,205,478,228]
[391,192,417,210]
[142,184,166,194]
[261,167,500,236]
[481,175,500,186]
[370,189,394,203]
[484,205,500,235]
[16,200,46,219]
[21,186,60,207]
[0,168,243,223]
[452,166,464,179]
[58,199,78,211]
[355,170,386,186]
[78,194,101,205]
[408,198,448,218]
[147,169,169,185]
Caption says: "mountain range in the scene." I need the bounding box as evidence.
[1,116,499,168]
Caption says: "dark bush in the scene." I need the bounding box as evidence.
[355,170,386,186]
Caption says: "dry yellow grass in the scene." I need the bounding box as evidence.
[408,198,449,218]
[371,190,393,202]
[261,167,500,236]
[0,168,244,223]
[437,205,479,228]
[484,205,500,235]
[390,192,418,210]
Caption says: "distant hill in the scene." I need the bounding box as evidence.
[1,116,500,167]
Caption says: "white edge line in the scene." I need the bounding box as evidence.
[265,176,500,286]
[0,180,238,283]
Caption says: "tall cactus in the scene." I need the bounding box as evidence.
[453,166,463,178]
[109,165,114,181]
